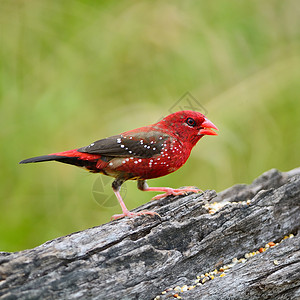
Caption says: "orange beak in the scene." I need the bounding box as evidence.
[199,118,219,136]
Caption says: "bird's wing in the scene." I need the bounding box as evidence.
[77,130,170,159]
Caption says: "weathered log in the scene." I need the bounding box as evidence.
[0,168,299,300]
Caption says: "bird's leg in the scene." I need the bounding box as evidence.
[138,180,202,200]
[110,179,160,220]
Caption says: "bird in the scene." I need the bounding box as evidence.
[20,110,218,220]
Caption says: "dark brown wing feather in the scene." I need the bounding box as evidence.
[78,132,170,158]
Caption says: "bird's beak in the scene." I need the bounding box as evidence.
[199,118,219,136]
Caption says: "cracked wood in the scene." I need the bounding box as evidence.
[0,168,299,300]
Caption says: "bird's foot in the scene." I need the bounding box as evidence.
[152,186,202,200]
[111,209,160,220]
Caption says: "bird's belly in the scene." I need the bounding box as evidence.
[104,154,189,180]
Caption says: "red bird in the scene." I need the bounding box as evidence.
[20,111,218,220]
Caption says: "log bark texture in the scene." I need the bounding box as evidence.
[0,168,299,300]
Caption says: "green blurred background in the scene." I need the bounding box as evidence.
[1,0,299,252]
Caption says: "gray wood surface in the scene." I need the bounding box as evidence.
[0,168,299,300]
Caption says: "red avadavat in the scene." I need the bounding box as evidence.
[20,111,218,220]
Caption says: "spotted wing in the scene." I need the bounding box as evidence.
[77,132,170,158]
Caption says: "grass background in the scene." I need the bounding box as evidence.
[1,0,299,251]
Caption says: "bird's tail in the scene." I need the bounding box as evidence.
[19,155,68,164]
[19,150,101,171]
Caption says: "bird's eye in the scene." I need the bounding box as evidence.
[186,117,196,127]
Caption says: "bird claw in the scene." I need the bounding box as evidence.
[111,210,160,220]
[152,186,202,200]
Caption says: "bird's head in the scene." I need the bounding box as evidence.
[159,110,218,146]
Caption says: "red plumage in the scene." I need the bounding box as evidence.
[20,110,218,220]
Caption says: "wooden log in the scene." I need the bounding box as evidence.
[0,168,299,300]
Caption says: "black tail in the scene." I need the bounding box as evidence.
[19,155,67,164]
[19,155,99,171]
